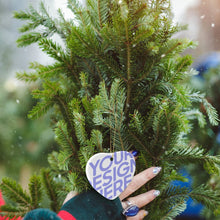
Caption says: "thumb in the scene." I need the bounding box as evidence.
[63,191,78,205]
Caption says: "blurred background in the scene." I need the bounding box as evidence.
[0,0,220,219]
[0,0,57,186]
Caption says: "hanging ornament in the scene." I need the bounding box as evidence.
[86,151,136,200]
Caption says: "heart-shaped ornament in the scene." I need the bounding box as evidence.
[86,151,136,200]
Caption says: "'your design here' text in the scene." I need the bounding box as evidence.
[86,151,136,200]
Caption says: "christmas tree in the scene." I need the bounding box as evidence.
[1,0,220,219]
[185,59,220,219]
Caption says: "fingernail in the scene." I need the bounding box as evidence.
[153,190,160,197]
[153,167,161,175]
[131,150,139,157]
[143,210,149,217]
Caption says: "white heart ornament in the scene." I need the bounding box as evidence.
[86,151,136,200]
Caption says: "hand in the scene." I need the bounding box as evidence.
[23,152,161,220]
[63,166,161,220]
[119,166,161,220]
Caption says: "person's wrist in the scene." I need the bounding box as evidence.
[60,190,125,220]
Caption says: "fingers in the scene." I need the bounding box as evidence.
[127,210,148,220]
[126,189,160,208]
[119,167,161,200]
[122,190,160,219]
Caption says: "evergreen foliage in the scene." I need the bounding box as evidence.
[0,172,62,218]
[0,84,56,180]
[184,64,220,219]
[1,0,220,219]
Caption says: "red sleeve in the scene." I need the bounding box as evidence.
[0,192,5,207]
[57,210,77,220]
[0,191,22,220]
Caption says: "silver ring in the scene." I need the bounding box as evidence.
[122,200,139,217]
[125,200,132,207]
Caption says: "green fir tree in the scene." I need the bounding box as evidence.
[1,0,220,219]
[185,63,220,219]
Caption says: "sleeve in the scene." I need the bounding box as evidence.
[23,190,125,220]
[58,190,125,220]
[0,191,22,220]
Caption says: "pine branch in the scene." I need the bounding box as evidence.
[171,84,190,107]
[16,32,42,47]
[190,92,219,126]
[0,178,31,208]
[202,97,219,126]
[164,145,220,175]
[93,79,128,151]
[28,100,53,119]
[78,72,91,98]
[86,0,108,29]
[78,145,95,169]
[57,150,74,171]
[55,95,81,151]
[65,172,79,192]
[29,175,43,209]
[148,185,189,220]
[0,205,28,218]
[14,2,66,39]
[90,129,103,151]
[14,5,45,32]
[69,26,126,81]
[185,109,206,128]
[48,152,60,172]
[38,38,68,63]
[36,63,68,79]
[129,110,144,134]
[57,8,72,35]
[97,0,104,28]
[190,185,220,211]
[67,0,87,25]
[16,71,39,82]
[165,145,204,164]
[41,169,61,212]
[73,111,88,146]
[128,129,156,160]
[160,185,190,205]
[66,172,91,193]
[55,121,76,154]
[161,201,187,220]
